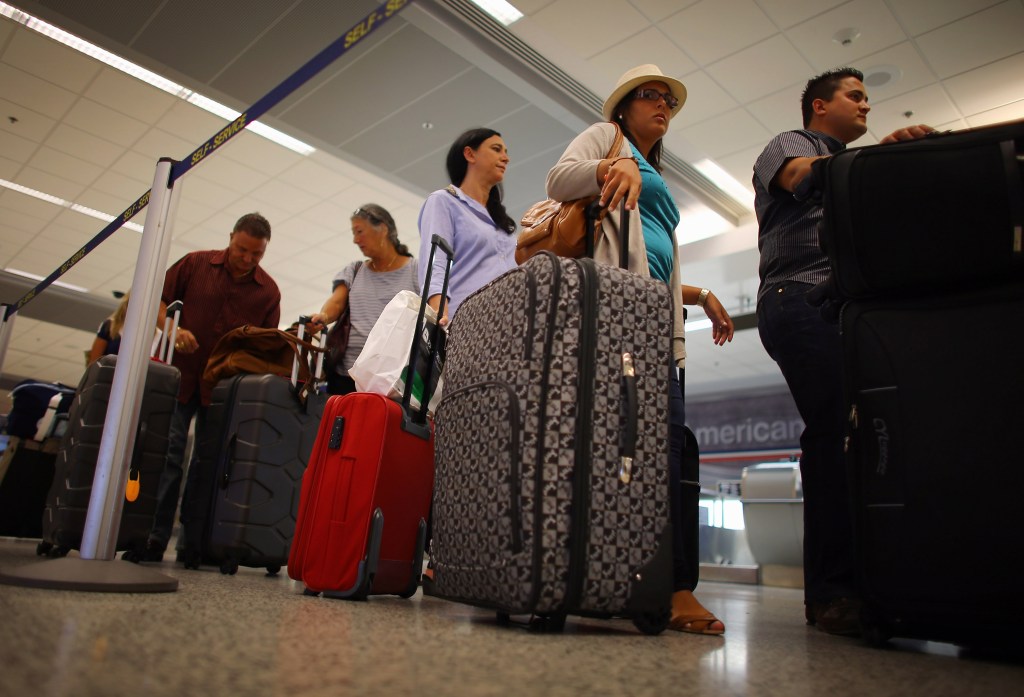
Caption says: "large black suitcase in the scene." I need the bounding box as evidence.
[180,326,326,575]
[38,355,180,556]
[0,437,58,537]
[425,246,674,634]
[821,118,1024,299]
[841,283,1024,646]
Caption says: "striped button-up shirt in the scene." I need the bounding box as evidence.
[753,129,845,306]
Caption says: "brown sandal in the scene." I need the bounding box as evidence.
[669,590,725,635]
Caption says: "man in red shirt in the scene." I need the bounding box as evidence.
[124,212,281,562]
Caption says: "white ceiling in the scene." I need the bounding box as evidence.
[0,0,1022,401]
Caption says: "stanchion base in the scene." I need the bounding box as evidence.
[0,557,178,593]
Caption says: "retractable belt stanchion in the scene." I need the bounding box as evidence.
[0,0,411,593]
[0,159,181,592]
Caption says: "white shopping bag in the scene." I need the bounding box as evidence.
[349,290,445,413]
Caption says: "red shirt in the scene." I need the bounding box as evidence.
[162,248,281,405]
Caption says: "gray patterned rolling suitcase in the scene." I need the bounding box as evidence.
[424,249,674,634]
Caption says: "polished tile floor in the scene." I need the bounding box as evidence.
[0,537,1020,697]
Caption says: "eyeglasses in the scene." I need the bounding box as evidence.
[352,208,382,225]
[633,88,679,110]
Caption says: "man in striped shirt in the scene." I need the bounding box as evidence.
[124,212,281,563]
[752,68,933,635]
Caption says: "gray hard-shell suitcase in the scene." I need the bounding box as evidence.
[424,246,674,634]
[38,354,180,557]
[180,323,326,575]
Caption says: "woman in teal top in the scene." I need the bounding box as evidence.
[548,65,736,635]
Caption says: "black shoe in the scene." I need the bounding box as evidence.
[122,540,166,564]
[806,597,862,636]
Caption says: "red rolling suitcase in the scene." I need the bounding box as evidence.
[287,235,453,598]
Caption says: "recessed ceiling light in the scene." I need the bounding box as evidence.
[467,0,523,26]
[422,122,434,130]
[863,65,903,88]
[832,27,861,46]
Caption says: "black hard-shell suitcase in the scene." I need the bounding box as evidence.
[425,204,674,634]
[821,118,1024,299]
[841,284,1024,646]
[38,354,180,556]
[180,323,326,575]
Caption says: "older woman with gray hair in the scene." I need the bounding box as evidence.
[310,204,419,395]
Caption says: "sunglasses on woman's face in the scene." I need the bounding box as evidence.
[633,88,679,110]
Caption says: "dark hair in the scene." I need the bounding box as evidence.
[610,94,663,172]
[233,212,271,240]
[352,203,411,257]
[801,67,864,128]
[445,128,516,235]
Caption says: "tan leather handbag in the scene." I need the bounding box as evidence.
[515,124,624,264]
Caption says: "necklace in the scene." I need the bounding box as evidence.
[370,251,399,272]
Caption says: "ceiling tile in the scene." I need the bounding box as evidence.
[531,0,650,57]
[887,0,1003,36]
[856,41,938,102]
[587,27,698,84]
[44,123,124,169]
[784,0,908,71]
[0,63,77,120]
[965,99,1024,127]
[672,70,740,128]
[629,0,701,22]
[0,155,19,180]
[154,100,233,147]
[0,129,41,163]
[91,168,151,201]
[661,0,776,65]
[746,83,804,135]
[707,35,814,103]
[130,126,196,163]
[0,96,57,143]
[217,131,303,177]
[15,165,85,201]
[247,179,322,217]
[2,27,100,92]
[178,154,271,196]
[677,107,772,159]
[943,52,1024,116]
[83,68,177,126]
[28,145,103,186]
[915,1,1024,79]
[277,159,356,200]
[866,83,961,137]
[715,144,764,193]
[62,98,149,147]
[756,0,848,28]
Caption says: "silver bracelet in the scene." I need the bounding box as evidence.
[697,288,710,307]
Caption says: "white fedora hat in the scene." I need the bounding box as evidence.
[602,64,687,122]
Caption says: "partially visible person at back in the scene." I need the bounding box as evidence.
[123,212,282,563]
[753,67,934,635]
[417,128,517,322]
[546,64,734,636]
[87,291,163,364]
[309,204,419,395]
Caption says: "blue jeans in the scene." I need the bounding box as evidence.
[150,393,207,546]
[757,282,857,603]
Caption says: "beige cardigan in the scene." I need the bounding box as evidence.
[545,121,686,367]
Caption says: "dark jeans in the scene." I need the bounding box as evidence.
[668,365,698,592]
[150,393,207,546]
[326,370,356,396]
[757,282,857,603]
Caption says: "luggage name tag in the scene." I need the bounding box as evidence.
[125,470,140,502]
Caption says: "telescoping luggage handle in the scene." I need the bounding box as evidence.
[155,300,183,363]
[401,233,454,438]
[583,198,639,482]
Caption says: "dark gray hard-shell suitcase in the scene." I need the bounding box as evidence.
[425,210,674,633]
[841,283,1024,646]
[180,326,325,575]
[38,354,180,557]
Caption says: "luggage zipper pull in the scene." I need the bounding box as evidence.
[125,470,140,502]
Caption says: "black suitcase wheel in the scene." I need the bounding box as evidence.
[632,609,671,636]
[182,549,202,570]
[36,541,52,557]
[496,612,511,627]
[528,613,566,633]
[220,559,239,575]
[302,587,320,597]
[265,565,281,577]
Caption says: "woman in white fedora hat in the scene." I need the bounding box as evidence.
[546,64,734,635]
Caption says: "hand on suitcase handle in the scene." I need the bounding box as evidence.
[174,328,198,354]
[879,124,937,144]
[599,156,641,213]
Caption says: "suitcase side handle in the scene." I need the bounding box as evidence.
[619,352,638,484]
